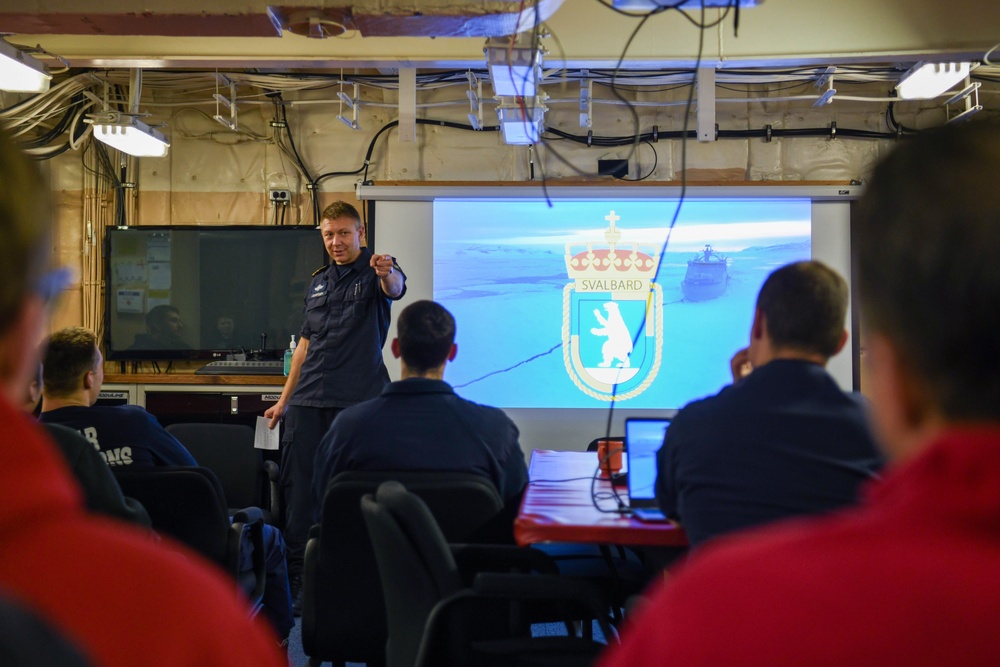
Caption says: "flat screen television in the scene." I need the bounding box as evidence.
[359,184,861,451]
[104,225,323,361]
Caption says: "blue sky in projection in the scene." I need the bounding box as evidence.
[433,199,811,409]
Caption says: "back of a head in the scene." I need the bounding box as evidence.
[397,300,456,374]
[0,129,54,339]
[756,260,848,358]
[43,327,99,398]
[856,121,1000,421]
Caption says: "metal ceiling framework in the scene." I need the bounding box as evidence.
[2,0,998,70]
[1,0,998,156]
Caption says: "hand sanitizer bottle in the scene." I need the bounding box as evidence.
[284,335,296,376]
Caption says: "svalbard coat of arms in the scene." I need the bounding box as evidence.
[562,211,663,401]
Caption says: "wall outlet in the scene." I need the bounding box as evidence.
[269,189,291,203]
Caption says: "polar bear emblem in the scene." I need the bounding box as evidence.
[591,302,633,368]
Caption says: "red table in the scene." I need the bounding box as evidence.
[514,450,688,548]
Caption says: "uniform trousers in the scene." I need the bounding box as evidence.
[280,405,341,581]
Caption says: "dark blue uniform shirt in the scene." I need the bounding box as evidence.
[40,405,197,469]
[291,247,406,408]
[656,359,884,549]
[312,378,528,509]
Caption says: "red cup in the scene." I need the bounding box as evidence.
[596,438,624,476]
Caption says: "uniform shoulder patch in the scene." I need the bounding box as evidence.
[311,265,328,277]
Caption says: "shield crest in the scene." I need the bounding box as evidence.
[561,211,663,401]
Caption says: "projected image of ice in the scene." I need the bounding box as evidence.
[434,199,811,409]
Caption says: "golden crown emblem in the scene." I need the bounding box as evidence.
[564,211,660,290]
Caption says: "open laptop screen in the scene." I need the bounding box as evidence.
[625,417,671,505]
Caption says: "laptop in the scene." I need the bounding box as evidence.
[625,417,672,521]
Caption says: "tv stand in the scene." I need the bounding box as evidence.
[101,373,286,430]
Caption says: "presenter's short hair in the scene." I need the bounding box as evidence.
[321,201,362,228]
[43,328,100,397]
[856,120,1000,420]
[396,300,456,373]
[756,260,848,358]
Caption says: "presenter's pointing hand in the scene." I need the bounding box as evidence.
[371,253,395,278]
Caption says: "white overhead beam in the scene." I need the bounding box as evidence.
[4,0,998,70]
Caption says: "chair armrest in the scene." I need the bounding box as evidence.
[472,572,617,643]
[301,537,320,650]
[263,460,281,525]
[450,544,558,582]
[415,573,617,667]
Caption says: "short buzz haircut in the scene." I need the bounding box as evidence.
[396,300,456,374]
[42,328,100,398]
[0,127,55,337]
[756,260,848,359]
[320,201,362,229]
[856,121,1000,421]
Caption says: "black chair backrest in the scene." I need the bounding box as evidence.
[166,423,266,510]
[114,466,233,566]
[361,481,465,667]
[302,470,504,665]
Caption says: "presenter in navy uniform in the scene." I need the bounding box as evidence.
[264,201,405,603]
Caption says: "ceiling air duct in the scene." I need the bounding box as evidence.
[267,0,565,38]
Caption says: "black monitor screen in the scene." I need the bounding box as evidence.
[104,225,323,361]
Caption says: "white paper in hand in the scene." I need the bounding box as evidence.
[254,416,280,450]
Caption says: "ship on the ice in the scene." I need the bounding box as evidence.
[681,245,730,301]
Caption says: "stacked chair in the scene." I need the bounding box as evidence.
[301,470,518,667]
[361,480,617,667]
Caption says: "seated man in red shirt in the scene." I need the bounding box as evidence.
[599,121,1000,667]
[0,125,285,665]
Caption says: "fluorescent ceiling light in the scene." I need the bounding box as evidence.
[486,37,542,98]
[92,113,170,158]
[498,102,544,145]
[0,40,51,93]
[896,62,972,100]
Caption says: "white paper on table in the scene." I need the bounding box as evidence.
[254,416,280,450]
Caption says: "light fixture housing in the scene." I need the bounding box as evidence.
[92,113,170,158]
[0,39,51,93]
[486,35,542,98]
[497,99,545,145]
[612,0,761,8]
[895,61,973,100]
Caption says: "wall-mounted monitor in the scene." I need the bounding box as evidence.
[360,184,860,451]
[104,225,323,362]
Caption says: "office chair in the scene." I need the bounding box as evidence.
[166,423,280,523]
[114,466,266,613]
[362,481,616,667]
[301,470,516,667]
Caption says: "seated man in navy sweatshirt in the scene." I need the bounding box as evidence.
[40,326,294,643]
[312,300,528,527]
[656,260,884,549]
